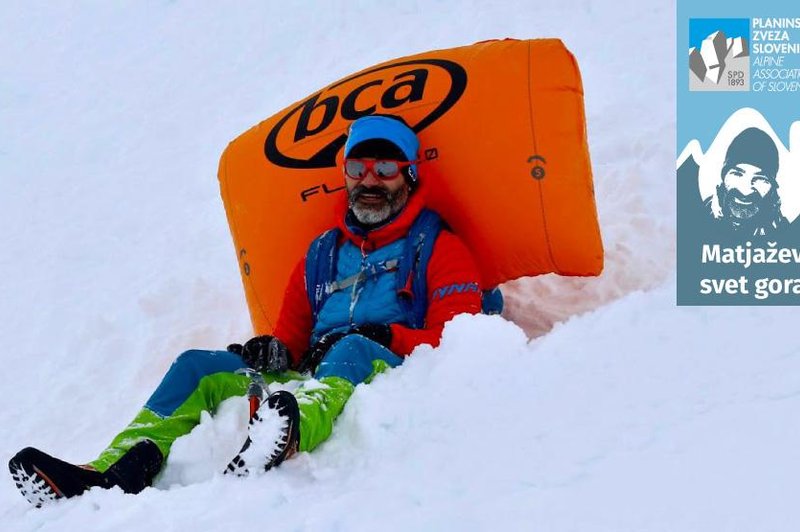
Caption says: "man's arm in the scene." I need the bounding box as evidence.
[389,231,482,355]
[273,259,313,368]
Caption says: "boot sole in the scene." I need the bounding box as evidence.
[224,391,300,476]
[8,457,61,508]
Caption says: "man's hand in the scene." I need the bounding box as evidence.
[350,324,392,348]
[228,335,290,373]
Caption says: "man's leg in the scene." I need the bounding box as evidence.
[296,334,403,452]
[91,349,252,472]
[10,348,268,506]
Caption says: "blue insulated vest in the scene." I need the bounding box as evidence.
[304,209,503,343]
[311,237,407,342]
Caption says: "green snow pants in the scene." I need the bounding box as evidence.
[91,336,403,473]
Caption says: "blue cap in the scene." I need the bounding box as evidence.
[344,116,420,182]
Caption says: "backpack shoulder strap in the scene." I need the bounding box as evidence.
[398,209,505,320]
[305,228,341,320]
[397,209,443,328]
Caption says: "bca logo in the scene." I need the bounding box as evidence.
[265,59,467,169]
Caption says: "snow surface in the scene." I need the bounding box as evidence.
[1,1,798,531]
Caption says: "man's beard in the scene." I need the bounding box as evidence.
[722,189,761,220]
[349,184,409,225]
[718,184,781,226]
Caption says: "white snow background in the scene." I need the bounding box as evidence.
[1,1,798,531]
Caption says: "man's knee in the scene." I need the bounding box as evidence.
[328,333,373,354]
[172,349,245,377]
[145,349,246,417]
[315,334,402,384]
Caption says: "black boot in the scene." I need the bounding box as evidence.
[9,447,109,507]
[103,439,163,494]
[8,439,163,507]
[224,390,300,476]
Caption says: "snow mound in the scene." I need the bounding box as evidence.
[6,287,800,531]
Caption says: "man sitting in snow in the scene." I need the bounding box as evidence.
[9,115,485,507]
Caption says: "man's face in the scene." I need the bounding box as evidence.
[345,159,410,225]
[721,163,773,221]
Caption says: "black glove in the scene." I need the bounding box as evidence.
[350,323,392,348]
[226,342,244,355]
[228,335,290,373]
[297,332,346,374]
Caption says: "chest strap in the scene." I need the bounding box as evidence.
[324,258,400,296]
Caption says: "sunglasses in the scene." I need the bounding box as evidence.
[343,158,418,180]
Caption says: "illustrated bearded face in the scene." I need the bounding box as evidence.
[720,163,775,221]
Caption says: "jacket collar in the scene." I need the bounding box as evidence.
[336,186,426,252]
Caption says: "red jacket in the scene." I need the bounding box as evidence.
[273,187,482,366]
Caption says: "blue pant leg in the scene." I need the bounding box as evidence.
[314,334,403,385]
[145,349,247,417]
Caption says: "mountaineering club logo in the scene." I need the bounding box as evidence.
[680,13,800,304]
[689,18,750,91]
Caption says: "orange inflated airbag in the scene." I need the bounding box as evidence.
[219,38,603,334]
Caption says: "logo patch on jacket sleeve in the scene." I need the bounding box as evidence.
[431,282,480,301]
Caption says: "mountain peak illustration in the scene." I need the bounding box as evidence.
[689,30,749,84]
